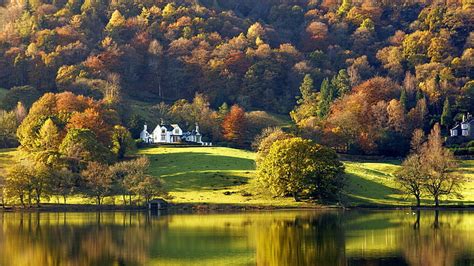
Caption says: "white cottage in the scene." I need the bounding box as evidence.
[450,114,474,138]
[140,122,208,145]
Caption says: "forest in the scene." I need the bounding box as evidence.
[0,0,472,156]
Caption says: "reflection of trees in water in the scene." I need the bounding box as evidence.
[402,211,463,266]
[0,212,168,266]
[255,212,345,266]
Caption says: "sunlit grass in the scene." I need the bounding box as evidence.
[0,147,473,207]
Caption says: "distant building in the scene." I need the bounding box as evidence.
[140,121,211,145]
[450,114,474,138]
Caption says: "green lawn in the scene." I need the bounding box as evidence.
[344,159,474,206]
[138,146,312,207]
[0,147,473,207]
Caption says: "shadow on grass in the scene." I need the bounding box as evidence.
[146,152,255,191]
[343,172,405,205]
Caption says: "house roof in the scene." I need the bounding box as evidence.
[451,124,460,130]
[462,119,474,125]
[183,130,201,136]
[161,124,175,131]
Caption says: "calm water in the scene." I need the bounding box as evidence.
[0,210,473,266]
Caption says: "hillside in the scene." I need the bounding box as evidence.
[1,147,472,207]
[0,0,472,156]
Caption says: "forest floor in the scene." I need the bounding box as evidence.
[0,147,473,208]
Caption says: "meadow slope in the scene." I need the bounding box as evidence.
[139,146,474,207]
[0,147,472,207]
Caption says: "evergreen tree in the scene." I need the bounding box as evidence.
[400,88,408,111]
[298,74,314,104]
[318,78,334,118]
[440,97,452,130]
[331,69,351,97]
[218,102,229,118]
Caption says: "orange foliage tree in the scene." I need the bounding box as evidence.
[222,105,247,146]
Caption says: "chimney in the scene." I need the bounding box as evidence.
[144,124,147,131]
[463,114,466,123]
[195,122,199,133]
[160,118,164,125]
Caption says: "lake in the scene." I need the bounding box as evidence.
[0,210,473,266]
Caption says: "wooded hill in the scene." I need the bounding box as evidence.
[0,0,472,154]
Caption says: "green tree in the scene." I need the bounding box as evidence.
[298,74,314,104]
[110,125,135,159]
[400,88,408,111]
[0,110,19,148]
[440,98,452,130]
[257,137,344,201]
[35,118,61,164]
[1,86,41,110]
[59,128,113,167]
[331,70,351,97]
[317,78,335,118]
[291,74,318,124]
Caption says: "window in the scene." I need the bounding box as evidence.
[462,130,468,136]
[162,129,166,133]
[161,135,166,141]
[175,129,179,134]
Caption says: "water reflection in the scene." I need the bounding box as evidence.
[0,210,473,265]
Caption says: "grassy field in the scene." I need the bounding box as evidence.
[0,147,472,207]
[138,146,312,207]
[344,160,474,206]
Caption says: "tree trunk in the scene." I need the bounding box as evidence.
[97,196,101,205]
[27,192,32,208]
[415,195,421,207]
[122,195,126,205]
[434,195,439,207]
[413,210,420,230]
[293,192,300,202]
[36,193,41,207]
[63,195,67,204]
[433,210,440,229]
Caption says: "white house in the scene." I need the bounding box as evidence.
[140,122,209,145]
[450,113,474,138]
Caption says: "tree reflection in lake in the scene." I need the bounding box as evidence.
[255,212,345,266]
[402,210,472,266]
[0,210,473,266]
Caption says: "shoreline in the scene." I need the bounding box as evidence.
[1,202,474,213]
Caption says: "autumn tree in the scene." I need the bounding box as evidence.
[222,105,247,146]
[109,156,150,205]
[395,129,426,207]
[421,124,464,207]
[81,161,112,205]
[253,127,292,165]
